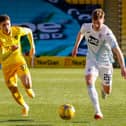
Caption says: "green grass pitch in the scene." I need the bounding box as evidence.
[0,68,126,126]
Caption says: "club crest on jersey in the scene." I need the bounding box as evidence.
[88,68,91,72]
[14,35,18,40]
[106,33,110,36]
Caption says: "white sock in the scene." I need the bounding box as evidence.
[87,84,102,114]
[23,103,29,109]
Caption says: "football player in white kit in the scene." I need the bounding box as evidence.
[72,8,126,120]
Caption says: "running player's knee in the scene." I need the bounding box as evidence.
[103,85,111,94]
[23,79,31,89]
[85,74,95,85]
[20,75,32,89]
[8,86,22,99]
[24,83,31,89]
[85,78,94,86]
[8,86,18,93]
[105,89,111,95]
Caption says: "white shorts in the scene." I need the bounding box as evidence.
[85,59,113,86]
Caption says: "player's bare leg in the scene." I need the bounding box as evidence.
[17,64,35,98]
[101,84,111,99]
[7,77,29,116]
[17,66,35,116]
[20,74,35,98]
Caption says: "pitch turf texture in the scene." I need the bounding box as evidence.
[0,68,126,126]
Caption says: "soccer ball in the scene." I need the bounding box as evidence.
[58,104,75,120]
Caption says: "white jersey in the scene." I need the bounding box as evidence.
[80,23,118,66]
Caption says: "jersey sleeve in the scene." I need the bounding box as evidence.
[18,27,35,48]
[19,27,32,36]
[106,30,118,49]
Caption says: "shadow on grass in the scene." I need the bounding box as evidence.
[0,119,53,126]
[0,119,33,123]
[15,125,52,126]
[6,119,33,122]
[0,119,89,126]
[72,120,90,124]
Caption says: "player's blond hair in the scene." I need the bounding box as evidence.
[92,8,105,20]
[0,15,10,23]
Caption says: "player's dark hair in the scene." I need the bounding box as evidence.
[92,8,105,20]
[0,15,10,23]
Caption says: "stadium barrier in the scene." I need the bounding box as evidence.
[25,56,126,68]
[65,0,104,7]
[25,56,86,68]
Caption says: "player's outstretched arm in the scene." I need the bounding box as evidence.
[113,47,126,79]
[26,29,35,67]
[24,28,35,57]
[20,27,35,57]
[20,27,35,67]
[72,32,84,57]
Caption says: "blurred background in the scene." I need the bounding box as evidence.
[0,0,125,68]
